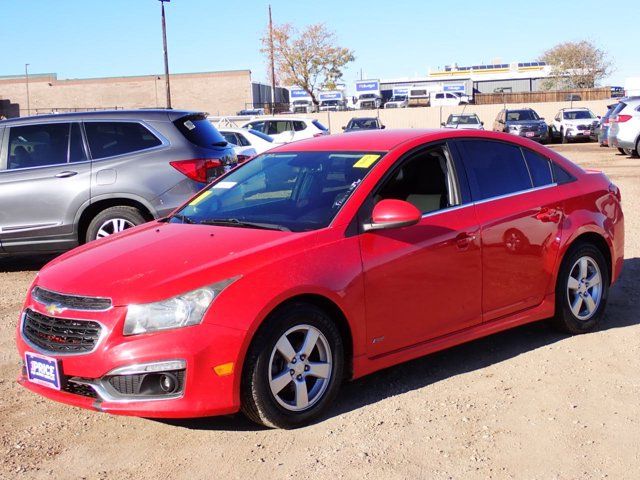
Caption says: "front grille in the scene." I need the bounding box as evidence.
[577,124,589,131]
[32,286,112,311]
[63,380,98,398]
[22,309,102,354]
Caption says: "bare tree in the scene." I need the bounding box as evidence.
[539,40,613,90]
[261,23,355,104]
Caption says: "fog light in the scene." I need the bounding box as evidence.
[159,373,178,393]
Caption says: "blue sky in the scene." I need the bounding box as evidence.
[1,0,638,86]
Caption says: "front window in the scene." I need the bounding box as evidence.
[506,110,540,121]
[347,119,378,130]
[563,110,596,120]
[170,151,383,232]
[447,115,480,125]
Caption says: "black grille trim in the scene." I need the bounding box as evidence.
[107,370,186,396]
[63,380,98,399]
[22,309,102,354]
[32,286,112,311]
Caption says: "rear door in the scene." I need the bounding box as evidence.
[456,139,563,321]
[0,121,90,253]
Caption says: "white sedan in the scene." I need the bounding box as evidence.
[219,128,282,154]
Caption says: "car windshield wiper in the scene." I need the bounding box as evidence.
[170,213,196,224]
[198,218,290,232]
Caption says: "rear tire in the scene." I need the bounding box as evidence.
[241,303,344,429]
[550,243,609,334]
[618,147,626,154]
[85,206,146,243]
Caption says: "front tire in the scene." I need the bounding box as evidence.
[551,243,609,334]
[85,206,146,243]
[241,303,344,429]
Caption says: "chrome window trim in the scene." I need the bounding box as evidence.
[31,286,113,312]
[20,310,108,357]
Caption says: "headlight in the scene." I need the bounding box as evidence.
[510,125,519,131]
[123,277,238,335]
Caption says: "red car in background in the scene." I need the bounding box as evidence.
[16,129,624,429]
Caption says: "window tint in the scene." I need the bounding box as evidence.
[522,149,553,187]
[552,162,573,184]
[435,93,444,99]
[293,121,307,132]
[85,122,161,159]
[236,133,250,147]
[220,132,239,145]
[173,114,225,149]
[247,122,266,133]
[267,121,292,135]
[459,140,532,200]
[69,123,87,163]
[6,123,71,169]
[376,145,457,214]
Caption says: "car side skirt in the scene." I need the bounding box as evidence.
[352,293,556,379]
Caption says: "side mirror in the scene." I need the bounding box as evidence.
[440,122,445,126]
[539,117,545,120]
[381,125,386,129]
[481,121,484,126]
[363,199,421,232]
[498,119,504,124]
[342,126,346,130]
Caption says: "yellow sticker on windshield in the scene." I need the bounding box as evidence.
[353,154,380,169]
[189,190,212,206]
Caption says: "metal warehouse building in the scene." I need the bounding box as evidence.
[380,61,552,100]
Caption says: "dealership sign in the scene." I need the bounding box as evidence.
[290,88,311,99]
[392,86,410,96]
[355,80,380,92]
[443,84,465,92]
[319,92,343,101]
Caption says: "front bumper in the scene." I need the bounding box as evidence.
[16,300,247,418]
[511,129,549,142]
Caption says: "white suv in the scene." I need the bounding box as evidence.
[609,97,640,156]
[551,108,598,143]
[241,117,329,143]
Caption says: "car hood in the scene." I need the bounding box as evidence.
[507,120,547,127]
[36,222,313,306]
[563,119,596,127]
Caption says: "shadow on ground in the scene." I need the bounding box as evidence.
[160,257,640,431]
[0,254,56,273]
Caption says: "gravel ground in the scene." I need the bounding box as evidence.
[1,143,638,480]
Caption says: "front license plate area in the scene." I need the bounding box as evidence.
[25,352,61,390]
[525,131,535,138]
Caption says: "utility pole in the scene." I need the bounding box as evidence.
[159,0,172,109]
[268,4,277,112]
[25,63,31,116]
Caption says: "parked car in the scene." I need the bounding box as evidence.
[550,108,597,143]
[241,117,329,143]
[593,104,617,146]
[342,117,385,132]
[0,110,236,256]
[237,108,265,116]
[441,114,484,130]
[430,91,469,107]
[493,108,549,142]
[609,97,640,157]
[218,128,282,155]
[16,129,623,429]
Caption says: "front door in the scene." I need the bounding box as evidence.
[360,143,482,356]
[0,122,90,253]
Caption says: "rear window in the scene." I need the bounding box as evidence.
[312,120,328,132]
[85,122,162,159]
[522,149,553,187]
[174,114,226,148]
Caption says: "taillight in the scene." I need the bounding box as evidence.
[236,154,253,163]
[170,159,222,183]
[615,114,632,123]
[603,118,610,125]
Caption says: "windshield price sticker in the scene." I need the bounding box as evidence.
[212,181,237,189]
[183,120,196,130]
[188,190,212,206]
[353,154,380,169]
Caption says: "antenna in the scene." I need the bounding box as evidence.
[455,99,468,129]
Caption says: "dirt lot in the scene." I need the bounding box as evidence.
[1,143,638,480]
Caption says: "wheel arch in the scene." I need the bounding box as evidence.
[76,196,156,244]
[560,230,612,286]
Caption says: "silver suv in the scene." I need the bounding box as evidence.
[0,110,236,256]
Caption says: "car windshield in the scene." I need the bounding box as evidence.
[347,119,378,130]
[170,151,383,232]
[293,100,310,105]
[248,129,274,142]
[563,110,595,120]
[360,94,376,99]
[448,115,479,125]
[322,100,340,106]
[506,110,540,121]
[391,95,407,101]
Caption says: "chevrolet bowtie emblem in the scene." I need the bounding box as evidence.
[45,303,65,316]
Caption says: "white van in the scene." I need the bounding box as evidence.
[430,91,466,107]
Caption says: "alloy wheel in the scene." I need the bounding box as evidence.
[268,324,332,412]
[95,218,136,239]
[566,256,603,321]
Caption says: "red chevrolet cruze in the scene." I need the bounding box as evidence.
[16,129,624,428]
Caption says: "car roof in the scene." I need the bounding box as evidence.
[242,116,312,122]
[349,117,378,121]
[559,107,590,111]
[0,109,199,125]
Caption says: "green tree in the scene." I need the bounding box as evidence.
[261,23,355,104]
[539,40,613,90]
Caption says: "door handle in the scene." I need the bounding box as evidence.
[55,171,78,178]
[455,232,477,249]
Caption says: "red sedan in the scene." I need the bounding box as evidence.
[16,129,624,428]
